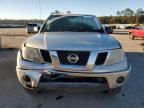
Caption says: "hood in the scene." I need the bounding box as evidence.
[26,32,120,51]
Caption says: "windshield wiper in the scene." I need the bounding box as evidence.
[79,28,104,32]
[40,28,104,33]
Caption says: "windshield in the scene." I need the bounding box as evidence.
[41,16,103,32]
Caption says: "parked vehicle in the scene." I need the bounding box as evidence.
[16,14,131,95]
[119,25,126,29]
[26,23,41,34]
[125,26,135,29]
[128,26,144,40]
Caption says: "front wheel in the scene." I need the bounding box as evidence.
[129,34,135,40]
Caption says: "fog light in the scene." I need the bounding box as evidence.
[117,76,125,84]
[23,75,31,82]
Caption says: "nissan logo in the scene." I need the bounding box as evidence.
[67,54,79,63]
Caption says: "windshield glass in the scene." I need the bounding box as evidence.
[41,16,103,32]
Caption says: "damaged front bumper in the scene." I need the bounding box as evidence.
[16,51,131,91]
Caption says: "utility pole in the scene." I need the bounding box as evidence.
[39,0,42,20]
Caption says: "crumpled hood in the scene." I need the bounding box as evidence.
[26,32,120,51]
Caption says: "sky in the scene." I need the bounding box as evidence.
[0,0,143,19]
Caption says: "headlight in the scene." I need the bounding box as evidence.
[22,47,43,63]
[106,49,125,65]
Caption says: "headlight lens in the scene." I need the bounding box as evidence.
[106,49,125,65]
[22,47,43,63]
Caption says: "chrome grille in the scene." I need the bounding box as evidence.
[57,51,90,66]
[40,50,108,68]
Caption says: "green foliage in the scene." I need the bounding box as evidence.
[100,8,144,24]
[136,8,143,16]
[0,19,44,25]
[99,16,144,24]
[116,8,134,16]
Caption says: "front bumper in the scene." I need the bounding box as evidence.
[17,66,130,90]
[16,51,131,91]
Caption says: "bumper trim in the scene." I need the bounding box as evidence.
[38,82,108,92]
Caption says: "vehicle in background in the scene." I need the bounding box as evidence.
[26,23,41,34]
[119,25,126,29]
[128,26,144,40]
[103,25,113,34]
[116,24,130,29]
[125,26,135,29]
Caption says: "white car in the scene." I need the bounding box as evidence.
[26,23,40,34]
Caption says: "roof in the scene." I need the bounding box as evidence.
[51,13,95,17]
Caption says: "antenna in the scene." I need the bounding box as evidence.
[38,0,42,20]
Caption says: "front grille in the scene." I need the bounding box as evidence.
[40,50,108,66]
[57,51,90,66]
[95,52,108,66]
[40,50,52,63]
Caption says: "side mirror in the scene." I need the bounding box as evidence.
[34,26,40,33]
[104,26,113,34]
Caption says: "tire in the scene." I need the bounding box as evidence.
[129,33,135,40]
[103,87,121,96]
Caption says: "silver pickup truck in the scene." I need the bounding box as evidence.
[16,14,131,95]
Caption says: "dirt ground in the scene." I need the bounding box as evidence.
[112,33,144,52]
[0,28,27,36]
[0,28,30,48]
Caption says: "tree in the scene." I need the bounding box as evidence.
[116,11,121,16]
[135,8,143,25]
[116,8,134,16]
[121,10,125,16]
[123,8,134,16]
[67,11,71,14]
[55,10,60,14]
[136,8,143,16]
